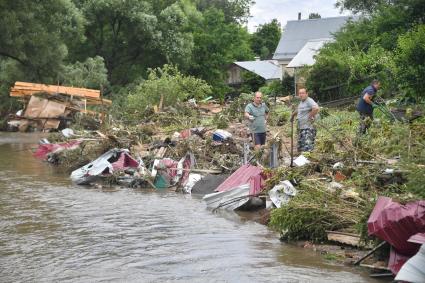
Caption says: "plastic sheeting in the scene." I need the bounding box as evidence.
[34,140,82,160]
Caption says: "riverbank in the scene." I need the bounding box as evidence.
[0,132,383,282]
[4,94,425,279]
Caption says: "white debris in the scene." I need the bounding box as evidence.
[294,155,310,167]
[268,180,297,208]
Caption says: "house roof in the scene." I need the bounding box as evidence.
[234,60,282,80]
[287,38,331,68]
[273,16,352,61]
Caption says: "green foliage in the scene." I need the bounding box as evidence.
[259,80,283,97]
[240,71,265,93]
[394,24,425,100]
[189,8,254,98]
[124,64,211,120]
[60,56,109,89]
[405,166,425,199]
[251,19,281,59]
[308,1,425,102]
[268,104,291,126]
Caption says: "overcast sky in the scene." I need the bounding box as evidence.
[247,0,351,32]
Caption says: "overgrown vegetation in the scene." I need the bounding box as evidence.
[269,104,425,243]
[305,0,425,102]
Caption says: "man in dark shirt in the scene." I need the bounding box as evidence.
[357,80,380,134]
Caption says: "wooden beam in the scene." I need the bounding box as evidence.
[12,81,100,99]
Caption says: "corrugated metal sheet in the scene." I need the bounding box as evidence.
[234,60,282,80]
[409,233,425,244]
[273,16,353,61]
[287,39,331,68]
[215,164,263,193]
[395,244,425,282]
[368,196,425,256]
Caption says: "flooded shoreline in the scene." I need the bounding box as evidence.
[0,132,381,282]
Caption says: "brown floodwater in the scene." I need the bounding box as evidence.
[0,132,385,282]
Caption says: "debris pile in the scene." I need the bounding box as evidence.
[8,81,110,131]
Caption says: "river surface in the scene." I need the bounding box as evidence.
[0,133,384,283]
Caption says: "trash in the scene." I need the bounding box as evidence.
[327,181,343,193]
[212,129,232,142]
[34,140,82,161]
[334,171,347,182]
[340,188,360,200]
[395,244,425,283]
[215,164,264,195]
[9,81,110,132]
[203,183,251,211]
[368,196,425,274]
[152,153,194,189]
[191,174,230,195]
[61,128,75,138]
[293,155,310,167]
[383,168,395,174]
[332,162,344,169]
[182,174,203,194]
[70,149,139,185]
[268,180,297,208]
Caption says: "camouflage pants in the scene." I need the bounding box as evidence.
[298,128,316,152]
[358,112,373,135]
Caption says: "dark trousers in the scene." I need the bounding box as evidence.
[358,112,373,134]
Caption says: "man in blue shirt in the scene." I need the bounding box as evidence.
[245,91,269,149]
[357,80,381,134]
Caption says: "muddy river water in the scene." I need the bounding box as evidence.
[0,133,383,282]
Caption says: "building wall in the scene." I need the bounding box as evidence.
[227,65,242,85]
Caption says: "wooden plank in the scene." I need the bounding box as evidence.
[11,88,111,106]
[13,81,100,98]
[327,232,361,247]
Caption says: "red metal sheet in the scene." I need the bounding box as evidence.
[408,233,425,244]
[368,196,425,256]
[215,164,263,193]
[389,246,411,274]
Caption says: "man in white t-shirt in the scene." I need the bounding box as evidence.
[290,88,320,152]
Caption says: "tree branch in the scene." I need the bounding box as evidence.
[0,51,27,66]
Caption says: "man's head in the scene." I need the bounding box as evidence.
[253,91,263,105]
[298,88,309,101]
[372,80,381,90]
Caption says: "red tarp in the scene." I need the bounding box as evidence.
[367,196,425,274]
[34,140,82,160]
[215,164,265,195]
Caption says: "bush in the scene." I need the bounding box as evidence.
[124,64,212,121]
[395,24,425,101]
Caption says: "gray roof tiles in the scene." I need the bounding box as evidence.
[234,60,282,80]
[273,16,352,61]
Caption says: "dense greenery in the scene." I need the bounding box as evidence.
[0,0,259,118]
[306,0,425,102]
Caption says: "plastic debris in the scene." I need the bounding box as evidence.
[268,180,297,208]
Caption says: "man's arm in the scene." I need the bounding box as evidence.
[309,105,319,119]
[245,111,254,120]
[363,93,374,105]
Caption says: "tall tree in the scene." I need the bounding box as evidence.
[194,0,253,23]
[0,0,84,82]
[251,19,281,59]
[189,8,254,97]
